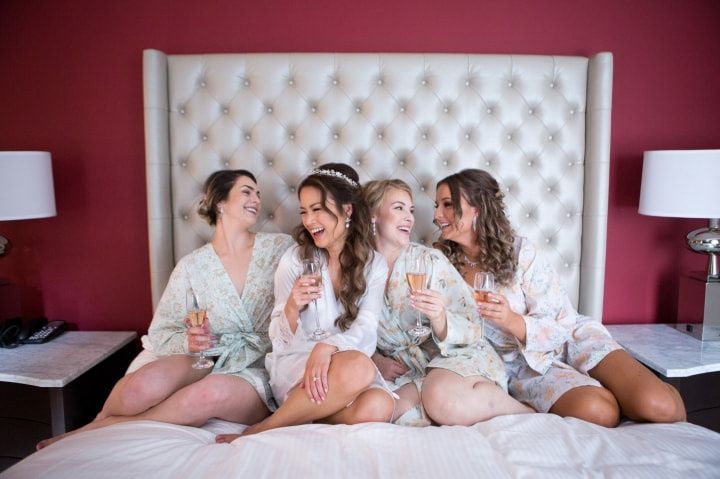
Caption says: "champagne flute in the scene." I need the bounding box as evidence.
[473,272,495,344]
[186,290,214,369]
[303,258,329,341]
[406,248,431,337]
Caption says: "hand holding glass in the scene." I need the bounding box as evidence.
[303,258,329,341]
[473,272,495,344]
[406,250,431,337]
[186,290,215,369]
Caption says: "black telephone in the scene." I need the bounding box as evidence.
[0,317,66,347]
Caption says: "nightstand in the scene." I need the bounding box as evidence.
[0,331,138,470]
[606,324,720,432]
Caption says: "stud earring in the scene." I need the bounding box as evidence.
[219,207,224,217]
[371,220,376,236]
[345,217,351,229]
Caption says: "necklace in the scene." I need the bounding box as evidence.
[462,254,479,268]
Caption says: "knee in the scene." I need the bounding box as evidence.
[636,384,686,423]
[421,377,467,426]
[565,392,620,428]
[181,376,231,410]
[350,391,394,424]
[422,394,461,426]
[333,352,375,394]
[119,370,167,407]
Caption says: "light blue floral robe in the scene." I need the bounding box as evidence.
[378,244,509,401]
[147,233,293,410]
[476,237,621,412]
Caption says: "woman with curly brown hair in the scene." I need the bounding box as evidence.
[434,168,686,427]
[217,163,391,441]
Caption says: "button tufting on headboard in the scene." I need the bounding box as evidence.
[144,51,613,321]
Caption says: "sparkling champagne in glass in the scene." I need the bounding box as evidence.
[303,258,329,341]
[186,290,214,369]
[406,248,431,337]
[473,272,495,344]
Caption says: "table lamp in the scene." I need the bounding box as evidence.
[0,151,57,257]
[639,149,720,341]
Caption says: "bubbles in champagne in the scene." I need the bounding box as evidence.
[188,309,207,327]
[406,272,426,293]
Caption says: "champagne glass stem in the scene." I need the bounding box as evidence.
[313,299,321,331]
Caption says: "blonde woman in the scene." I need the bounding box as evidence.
[363,179,531,426]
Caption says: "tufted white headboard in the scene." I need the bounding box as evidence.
[143,50,613,321]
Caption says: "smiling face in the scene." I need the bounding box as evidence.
[299,185,351,255]
[217,175,261,228]
[434,182,477,246]
[373,187,414,253]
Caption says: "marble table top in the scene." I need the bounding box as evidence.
[0,331,137,387]
[606,324,720,377]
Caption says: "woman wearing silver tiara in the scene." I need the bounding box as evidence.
[363,179,532,426]
[217,163,392,441]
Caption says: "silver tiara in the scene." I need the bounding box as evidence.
[309,168,360,188]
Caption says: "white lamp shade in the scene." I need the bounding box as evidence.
[638,149,720,219]
[0,151,57,221]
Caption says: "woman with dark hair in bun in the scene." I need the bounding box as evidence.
[38,169,293,449]
[217,163,392,441]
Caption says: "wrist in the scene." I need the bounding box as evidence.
[509,312,527,343]
[316,342,339,355]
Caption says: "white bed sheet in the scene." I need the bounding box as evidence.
[4,415,719,478]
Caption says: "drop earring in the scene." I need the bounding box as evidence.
[345,217,351,229]
[371,220,376,236]
[472,216,477,232]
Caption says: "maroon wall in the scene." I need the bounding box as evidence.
[1,0,719,332]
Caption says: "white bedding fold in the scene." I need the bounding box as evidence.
[4,415,719,479]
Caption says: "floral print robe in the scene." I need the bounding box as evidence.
[148,233,294,411]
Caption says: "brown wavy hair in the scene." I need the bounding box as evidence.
[361,179,413,248]
[197,169,257,226]
[294,163,375,331]
[434,169,517,286]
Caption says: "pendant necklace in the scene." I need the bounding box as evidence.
[463,254,479,268]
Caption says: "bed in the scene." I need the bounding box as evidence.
[4,51,720,478]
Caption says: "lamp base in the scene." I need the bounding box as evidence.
[676,280,720,341]
[0,235,10,257]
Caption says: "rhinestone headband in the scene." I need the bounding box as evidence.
[309,168,360,188]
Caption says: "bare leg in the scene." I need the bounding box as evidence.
[392,383,422,421]
[422,369,533,426]
[97,354,210,419]
[216,351,375,443]
[321,388,394,425]
[588,349,686,423]
[549,385,620,427]
[38,374,268,449]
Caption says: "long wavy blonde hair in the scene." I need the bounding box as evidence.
[434,169,517,286]
[294,163,375,331]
